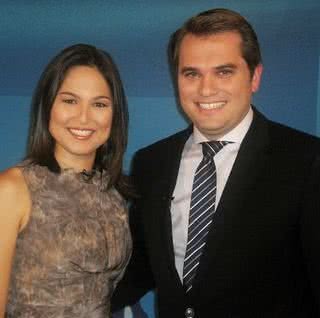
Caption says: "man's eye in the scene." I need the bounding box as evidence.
[218,69,233,76]
[184,71,199,78]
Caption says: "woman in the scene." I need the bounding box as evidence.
[0,44,132,317]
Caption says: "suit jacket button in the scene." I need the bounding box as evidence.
[185,307,194,318]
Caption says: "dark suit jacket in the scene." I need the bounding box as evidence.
[113,109,320,317]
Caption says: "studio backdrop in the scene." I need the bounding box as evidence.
[1,1,319,317]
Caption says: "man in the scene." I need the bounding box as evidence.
[113,8,320,317]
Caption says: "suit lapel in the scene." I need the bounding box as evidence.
[191,110,272,291]
[154,128,192,285]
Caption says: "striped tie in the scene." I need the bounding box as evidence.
[183,141,228,292]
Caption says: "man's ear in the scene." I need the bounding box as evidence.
[251,64,263,93]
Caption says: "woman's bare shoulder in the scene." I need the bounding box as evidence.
[0,166,31,230]
[0,166,26,193]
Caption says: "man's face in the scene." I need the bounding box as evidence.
[177,31,262,139]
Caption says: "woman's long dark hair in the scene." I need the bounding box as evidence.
[26,43,130,197]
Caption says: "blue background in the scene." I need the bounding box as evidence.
[1,1,319,317]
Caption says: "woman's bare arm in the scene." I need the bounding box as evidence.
[0,167,30,317]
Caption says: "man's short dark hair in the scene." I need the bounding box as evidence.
[168,8,262,78]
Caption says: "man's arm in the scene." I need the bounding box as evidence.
[112,150,155,312]
[300,151,320,313]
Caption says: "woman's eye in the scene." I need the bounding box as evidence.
[62,99,77,104]
[94,102,108,108]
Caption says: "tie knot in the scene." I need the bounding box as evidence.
[202,141,229,158]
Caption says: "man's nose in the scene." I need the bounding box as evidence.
[199,75,218,97]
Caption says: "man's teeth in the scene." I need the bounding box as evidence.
[198,102,226,110]
[69,129,93,137]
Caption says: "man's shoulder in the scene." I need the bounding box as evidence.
[264,117,320,157]
[253,108,319,145]
[269,119,320,146]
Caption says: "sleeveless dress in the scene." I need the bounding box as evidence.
[6,163,132,318]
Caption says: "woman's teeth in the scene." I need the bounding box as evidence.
[69,129,94,137]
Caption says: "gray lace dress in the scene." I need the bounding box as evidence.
[6,163,132,318]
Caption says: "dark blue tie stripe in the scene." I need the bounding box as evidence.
[190,181,214,206]
[189,199,215,226]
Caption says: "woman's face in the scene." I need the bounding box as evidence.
[49,65,113,170]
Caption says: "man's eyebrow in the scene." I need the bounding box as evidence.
[179,64,237,73]
[179,66,199,73]
[214,63,237,70]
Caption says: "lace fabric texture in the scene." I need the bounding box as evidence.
[6,163,132,318]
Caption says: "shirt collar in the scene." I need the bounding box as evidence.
[192,106,253,145]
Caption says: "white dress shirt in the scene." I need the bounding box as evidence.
[170,107,254,281]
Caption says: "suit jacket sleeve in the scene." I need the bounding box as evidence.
[300,152,320,309]
[111,149,155,312]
